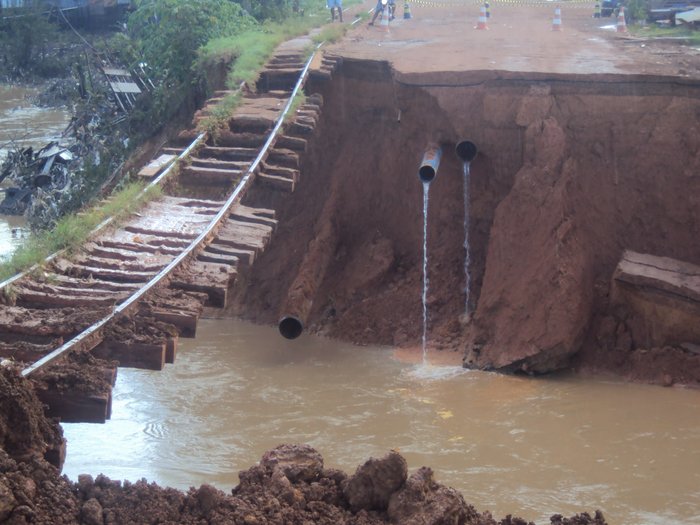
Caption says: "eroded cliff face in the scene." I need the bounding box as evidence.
[234,62,700,383]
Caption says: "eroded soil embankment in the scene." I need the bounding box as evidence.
[232,60,700,385]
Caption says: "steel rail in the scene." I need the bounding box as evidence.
[22,46,322,377]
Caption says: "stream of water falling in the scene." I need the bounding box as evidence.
[462,161,471,316]
[421,180,430,363]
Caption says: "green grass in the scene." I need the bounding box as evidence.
[196,0,362,132]
[0,182,161,282]
[631,24,700,45]
[312,23,350,44]
[284,91,307,123]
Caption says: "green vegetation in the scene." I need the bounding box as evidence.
[312,23,350,44]
[631,24,700,45]
[0,6,69,78]
[109,0,258,140]
[623,0,648,23]
[195,18,316,131]
[284,91,307,123]
[0,182,161,282]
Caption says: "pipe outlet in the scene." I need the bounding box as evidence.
[418,146,442,183]
[455,140,478,162]
[279,315,304,339]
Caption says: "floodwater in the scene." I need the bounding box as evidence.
[63,318,700,525]
[0,84,70,259]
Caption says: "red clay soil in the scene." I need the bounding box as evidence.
[232,2,700,386]
[0,374,609,525]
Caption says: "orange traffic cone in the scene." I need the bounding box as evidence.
[552,6,562,31]
[475,5,488,29]
[616,6,627,33]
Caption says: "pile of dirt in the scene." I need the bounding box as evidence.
[1,437,608,525]
[0,367,65,468]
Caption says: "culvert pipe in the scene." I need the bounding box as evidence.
[455,140,478,162]
[418,146,442,183]
[279,186,339,340]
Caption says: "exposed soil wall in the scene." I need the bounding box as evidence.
[233,60,700,385]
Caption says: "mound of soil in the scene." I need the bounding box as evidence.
[0,367,65,468]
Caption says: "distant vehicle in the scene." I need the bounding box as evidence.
[647,0,697,24]
[674,5,700,23]
[601,0,622,17]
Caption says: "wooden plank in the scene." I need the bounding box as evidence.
[57,262,155,283]
[166,336,178,364]
[93,340,166,371]
[36,388,112,424]
[206,243,255,267]
[38,271,142,292]
[198,250,240,267]
[257,172,295,192]
[181,165,242,185]
[109,81,142,94]
[137,154,176,178]
[103,67,131,76]
[171,261,237,307]
[15,287,119,309]
[0,340,61,363]
[614,251,700,303]
[150,309,199,338]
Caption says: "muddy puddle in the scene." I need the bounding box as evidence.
[0,84,70,259]
[62,318,700,525]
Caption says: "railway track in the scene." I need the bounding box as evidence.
[0,34,342,427]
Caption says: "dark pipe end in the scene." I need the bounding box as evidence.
[279,316,303,339]
[455,141,478,162]
[418,165,436,183]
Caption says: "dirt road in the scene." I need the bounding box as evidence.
[332,1,700,77]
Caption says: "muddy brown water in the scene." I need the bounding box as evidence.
[62,318,700,525]
[0,84,70,259]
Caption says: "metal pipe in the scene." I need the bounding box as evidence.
[418,146,442,183]
[279,315,304,340]
[455,140,478,162]
[277,216,336,340]
[278,180,339,340]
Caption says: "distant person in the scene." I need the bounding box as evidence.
[328,0,343,22]
[370,0,393,23]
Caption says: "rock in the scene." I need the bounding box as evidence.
[0,480,17,521]
[81,498,104,525]
[260,444,323,483]
[342,450,407,512]
[550,510,607,524]
[387,467,471,525]
[195,484,224,513]
[269,468,305,507]
[77,473,95,498]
